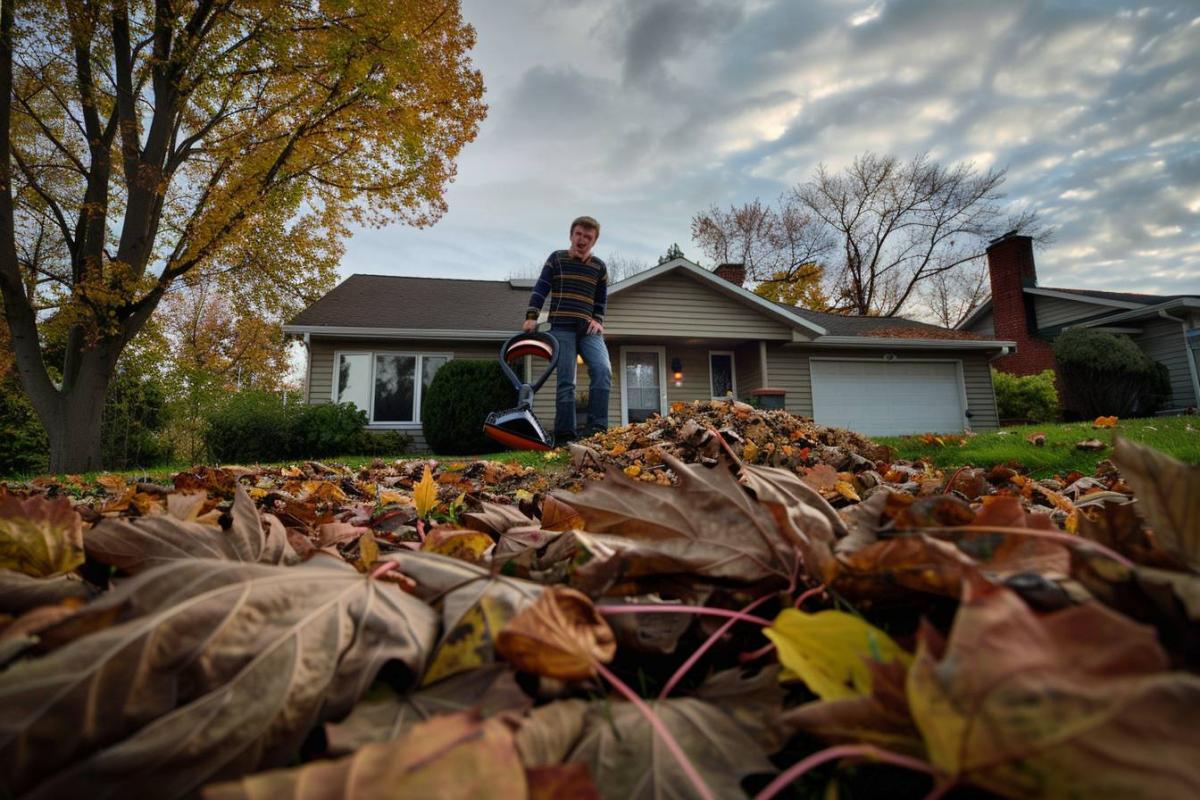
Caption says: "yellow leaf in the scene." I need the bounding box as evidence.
[514,489,534,503]
[246,487,268,499]
[423,594,513,684]
[413,465,438,519]
[609,443,628,456]
[356,530,379,570]
[623,464,641,478]
[450,491,466,515]
[835,481,861,502]
[0,495,85,577]
[742,441,759,461]
[764,609,912,700]
[421,527,494,563]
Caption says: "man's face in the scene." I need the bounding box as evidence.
[569,225,597,257]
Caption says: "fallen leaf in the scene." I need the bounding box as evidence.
[357,530,380,569]
[0,558,438,799]
[496,586,616,681]
[765,608,913,700]
[539,495,584,532]
[907,578,1200,799]
[527,763,602,800]
[0,494,84,578]
[1111,437,1200,570]
[1026,432,1047,446]
[205,712,526,800]
[414,465,439,519]
[1075,438,1106,452]
[85,486,297,573]
[325,664,531,754]
[1093,415,1119,428]
[834,480,860,502]
[0,568,96,614]
[462,502,533,537]
[421,527,495,563]
[514,699,590,766]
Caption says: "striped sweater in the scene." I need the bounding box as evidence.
[525,250,608,325]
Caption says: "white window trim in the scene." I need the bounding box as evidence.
[808,356,970,430]
[708,350,737,400]
[331,350,454,428]
[619,345,668,426]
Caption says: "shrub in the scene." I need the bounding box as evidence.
[203,391,297,462]
[992,368,1059,423]
[101,368,172,470]
[291,402,371,458]
[1052,328,1169,418]
[0,375,48,476]
[422,359,517,454]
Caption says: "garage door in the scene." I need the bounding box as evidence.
[810,360,965,436]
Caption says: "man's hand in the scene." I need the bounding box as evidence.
[522,318,537,333]
[586,319,604,335]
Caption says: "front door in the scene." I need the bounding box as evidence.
[621,346,666,424]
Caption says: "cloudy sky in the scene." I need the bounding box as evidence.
[340,0,1200,302]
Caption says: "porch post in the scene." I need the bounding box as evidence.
[759,340,769,386]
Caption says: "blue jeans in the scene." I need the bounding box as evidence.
[549,324,612,438]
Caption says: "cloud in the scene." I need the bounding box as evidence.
[336,0,1200,301]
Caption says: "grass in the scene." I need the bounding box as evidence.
[1,448,566,485]
[875,415,1200,478]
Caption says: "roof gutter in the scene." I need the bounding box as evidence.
[1072,297,1200,328]
[802,335,1017,351]
[280,325,513,341]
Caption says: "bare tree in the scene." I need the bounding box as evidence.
[508,251,651,283]
[794,153,1045,316]
[918,261,990,328]
[691,198,832,284]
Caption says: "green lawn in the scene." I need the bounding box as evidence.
[875,415,1200,478]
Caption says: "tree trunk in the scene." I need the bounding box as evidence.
[45,392,106,473]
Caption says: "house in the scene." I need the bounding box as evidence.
[959,232,1200,411]
[283,257,1017,449]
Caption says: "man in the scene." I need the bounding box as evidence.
[522,216,612,443]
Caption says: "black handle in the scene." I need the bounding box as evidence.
[497,330,558,394]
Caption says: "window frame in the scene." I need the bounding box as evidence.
[331,349,454,428]
[708,350,737,400]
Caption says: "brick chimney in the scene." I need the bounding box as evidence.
[714,262,746,286]
[986,231,1056,376]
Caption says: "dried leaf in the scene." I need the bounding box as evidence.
[325,664,531,754]
[765,609,912,700]
[527,763,601,800]
[1093,415,1119,428]
[0,495,84,577]
[566,695,776,800]
[834,480,860,502]
[421,527,494,563]
[205,712,526,800]
[496,586,616,680]
[84,486,297,573]
[1112,437,1200,570]
[357,530,380,569]
[1075,438,1106,452]
[462,502,532,537]
[514,699,590,766]
[540,495,584,532]
[0,558,437,798]
[907,579,1200,799]
[0,568,95,614]
[414,465,439,519]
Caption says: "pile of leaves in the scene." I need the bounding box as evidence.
[1,418,1199,798]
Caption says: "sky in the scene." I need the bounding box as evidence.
[339,0,1200,300]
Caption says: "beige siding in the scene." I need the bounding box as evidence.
[605,273,793,340]
[966,308,995,337]
[767,346,1000,432]
[308,337,503,451]
[1136,319,1198,408]
[735,342,762,398]
[1034,295,1111,328]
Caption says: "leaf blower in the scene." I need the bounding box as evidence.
[483,331,559,451]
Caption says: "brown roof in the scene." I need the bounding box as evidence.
[287,275,530,331]
[779,304,980,338]
[1037,286,1194,304]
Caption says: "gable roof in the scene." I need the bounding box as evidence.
[1036,286,1193,305]
[777,305,985,339]
[609,257,828,335]
[284,274,529,338]
[959,285,1199,331]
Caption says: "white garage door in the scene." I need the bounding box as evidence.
[810,360,965,436]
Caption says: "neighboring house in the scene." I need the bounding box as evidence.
[283,257,1016,449]
[959,232,1200,412]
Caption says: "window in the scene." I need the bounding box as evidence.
[333,351,451,425]
[709,351,736,399]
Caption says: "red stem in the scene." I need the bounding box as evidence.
[738,641,776,664]
[370,561,398,579]
[598,604,773,627]
[595,662,715,800]
[658,593,774,700]
[754,744,943,800]
[794,583,826,608]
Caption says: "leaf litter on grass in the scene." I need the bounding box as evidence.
[0,400,1198,799]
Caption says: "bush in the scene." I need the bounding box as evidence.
[203,392,413,463]
[422,359,517,454]
[203,391,297,462]
[992,368,1059,423]
[0,375,48,476]
[1053,328,1169,418]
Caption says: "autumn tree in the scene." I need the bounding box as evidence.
[752,264,828,310]
[0,0,486,471]
[691,198,832,288]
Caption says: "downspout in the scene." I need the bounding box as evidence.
[759,340,769,387]
[1159,310,1200,409]
[301,332,311,404]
